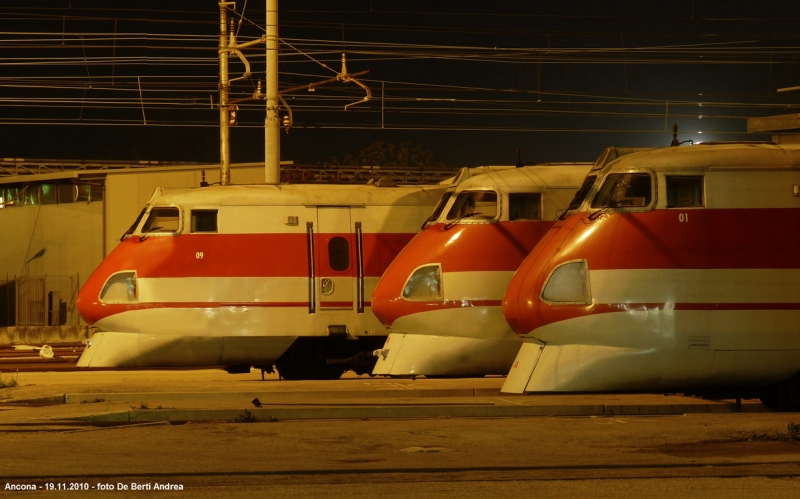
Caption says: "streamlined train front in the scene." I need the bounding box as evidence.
[501,144,800,410]
[371,164,591,376]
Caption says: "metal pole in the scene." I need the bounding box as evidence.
[265,0,280,184]
[219,1,233,185]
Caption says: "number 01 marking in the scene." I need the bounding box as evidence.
[678,213,689,222]
[196,251,204,259]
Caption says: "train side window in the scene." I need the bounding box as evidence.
[591,173,652,209]
[191,210,218,233]
[666,176,704,208]
[141,207,180,233]
[329,236,350,271]
[445,191,498,221]
[509,193,542,221]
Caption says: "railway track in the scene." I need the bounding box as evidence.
[0,343,82,372]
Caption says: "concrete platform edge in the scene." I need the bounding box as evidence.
[62,388,503,404]
[73,402,768,422]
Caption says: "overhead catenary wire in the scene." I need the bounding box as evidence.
[0,5,798,144]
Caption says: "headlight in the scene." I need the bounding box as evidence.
[402,264,442,301]
[541,261,590,304]
[99,271,138,303]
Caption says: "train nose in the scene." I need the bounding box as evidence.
[76,271,102,326]
[76,261,115,326]
[372,263,418,327]
[371,272,404,327]
[502,219,588,336]
[372,229,446,327]
[502,254,542,335]
[76,239,142,326]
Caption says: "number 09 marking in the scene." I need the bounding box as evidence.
[678,213,689,222]
[196,251,204,259]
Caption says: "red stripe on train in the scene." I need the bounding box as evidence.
[558,208,800,270]
[99,232,415,279]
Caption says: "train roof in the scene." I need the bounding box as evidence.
[604,143,800,173]
[148,182,450,208]
[454,163,593,191]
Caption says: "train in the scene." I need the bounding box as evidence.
[370,162,593,376]
[75,180,452,379]
[501,143,800,411]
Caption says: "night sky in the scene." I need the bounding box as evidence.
[2,1,800,169]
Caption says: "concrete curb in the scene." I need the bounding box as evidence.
[62,388,502,404]
[76,401,768,422]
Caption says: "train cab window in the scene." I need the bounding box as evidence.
[191,210,218,233]
[445,191,498,221]
[99,271,138,303]
[423,191,453,226]
[122,208,147,240]
[666,176,704,208]
[566,175,597,211]
[141,207,180,234]
[509,193,542,221]
[329,237,350,271]
[591,173,652,209]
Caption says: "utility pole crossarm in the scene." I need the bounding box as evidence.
[279,70,370,95]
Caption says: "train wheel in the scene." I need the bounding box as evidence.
[759,373,800,412]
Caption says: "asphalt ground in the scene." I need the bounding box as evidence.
[1,369,799,498]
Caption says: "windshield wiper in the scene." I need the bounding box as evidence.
[444,212,482,230]
[138,227,162,242]
[420,214,438,230]
[587,200,628,221]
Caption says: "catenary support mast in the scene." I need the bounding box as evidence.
[218,1,234,185]
[265,0,280,184]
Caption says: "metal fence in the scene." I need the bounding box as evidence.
[1,274,80,327]
[16,277,45,326]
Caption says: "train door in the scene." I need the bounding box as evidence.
[316,207,355,310]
